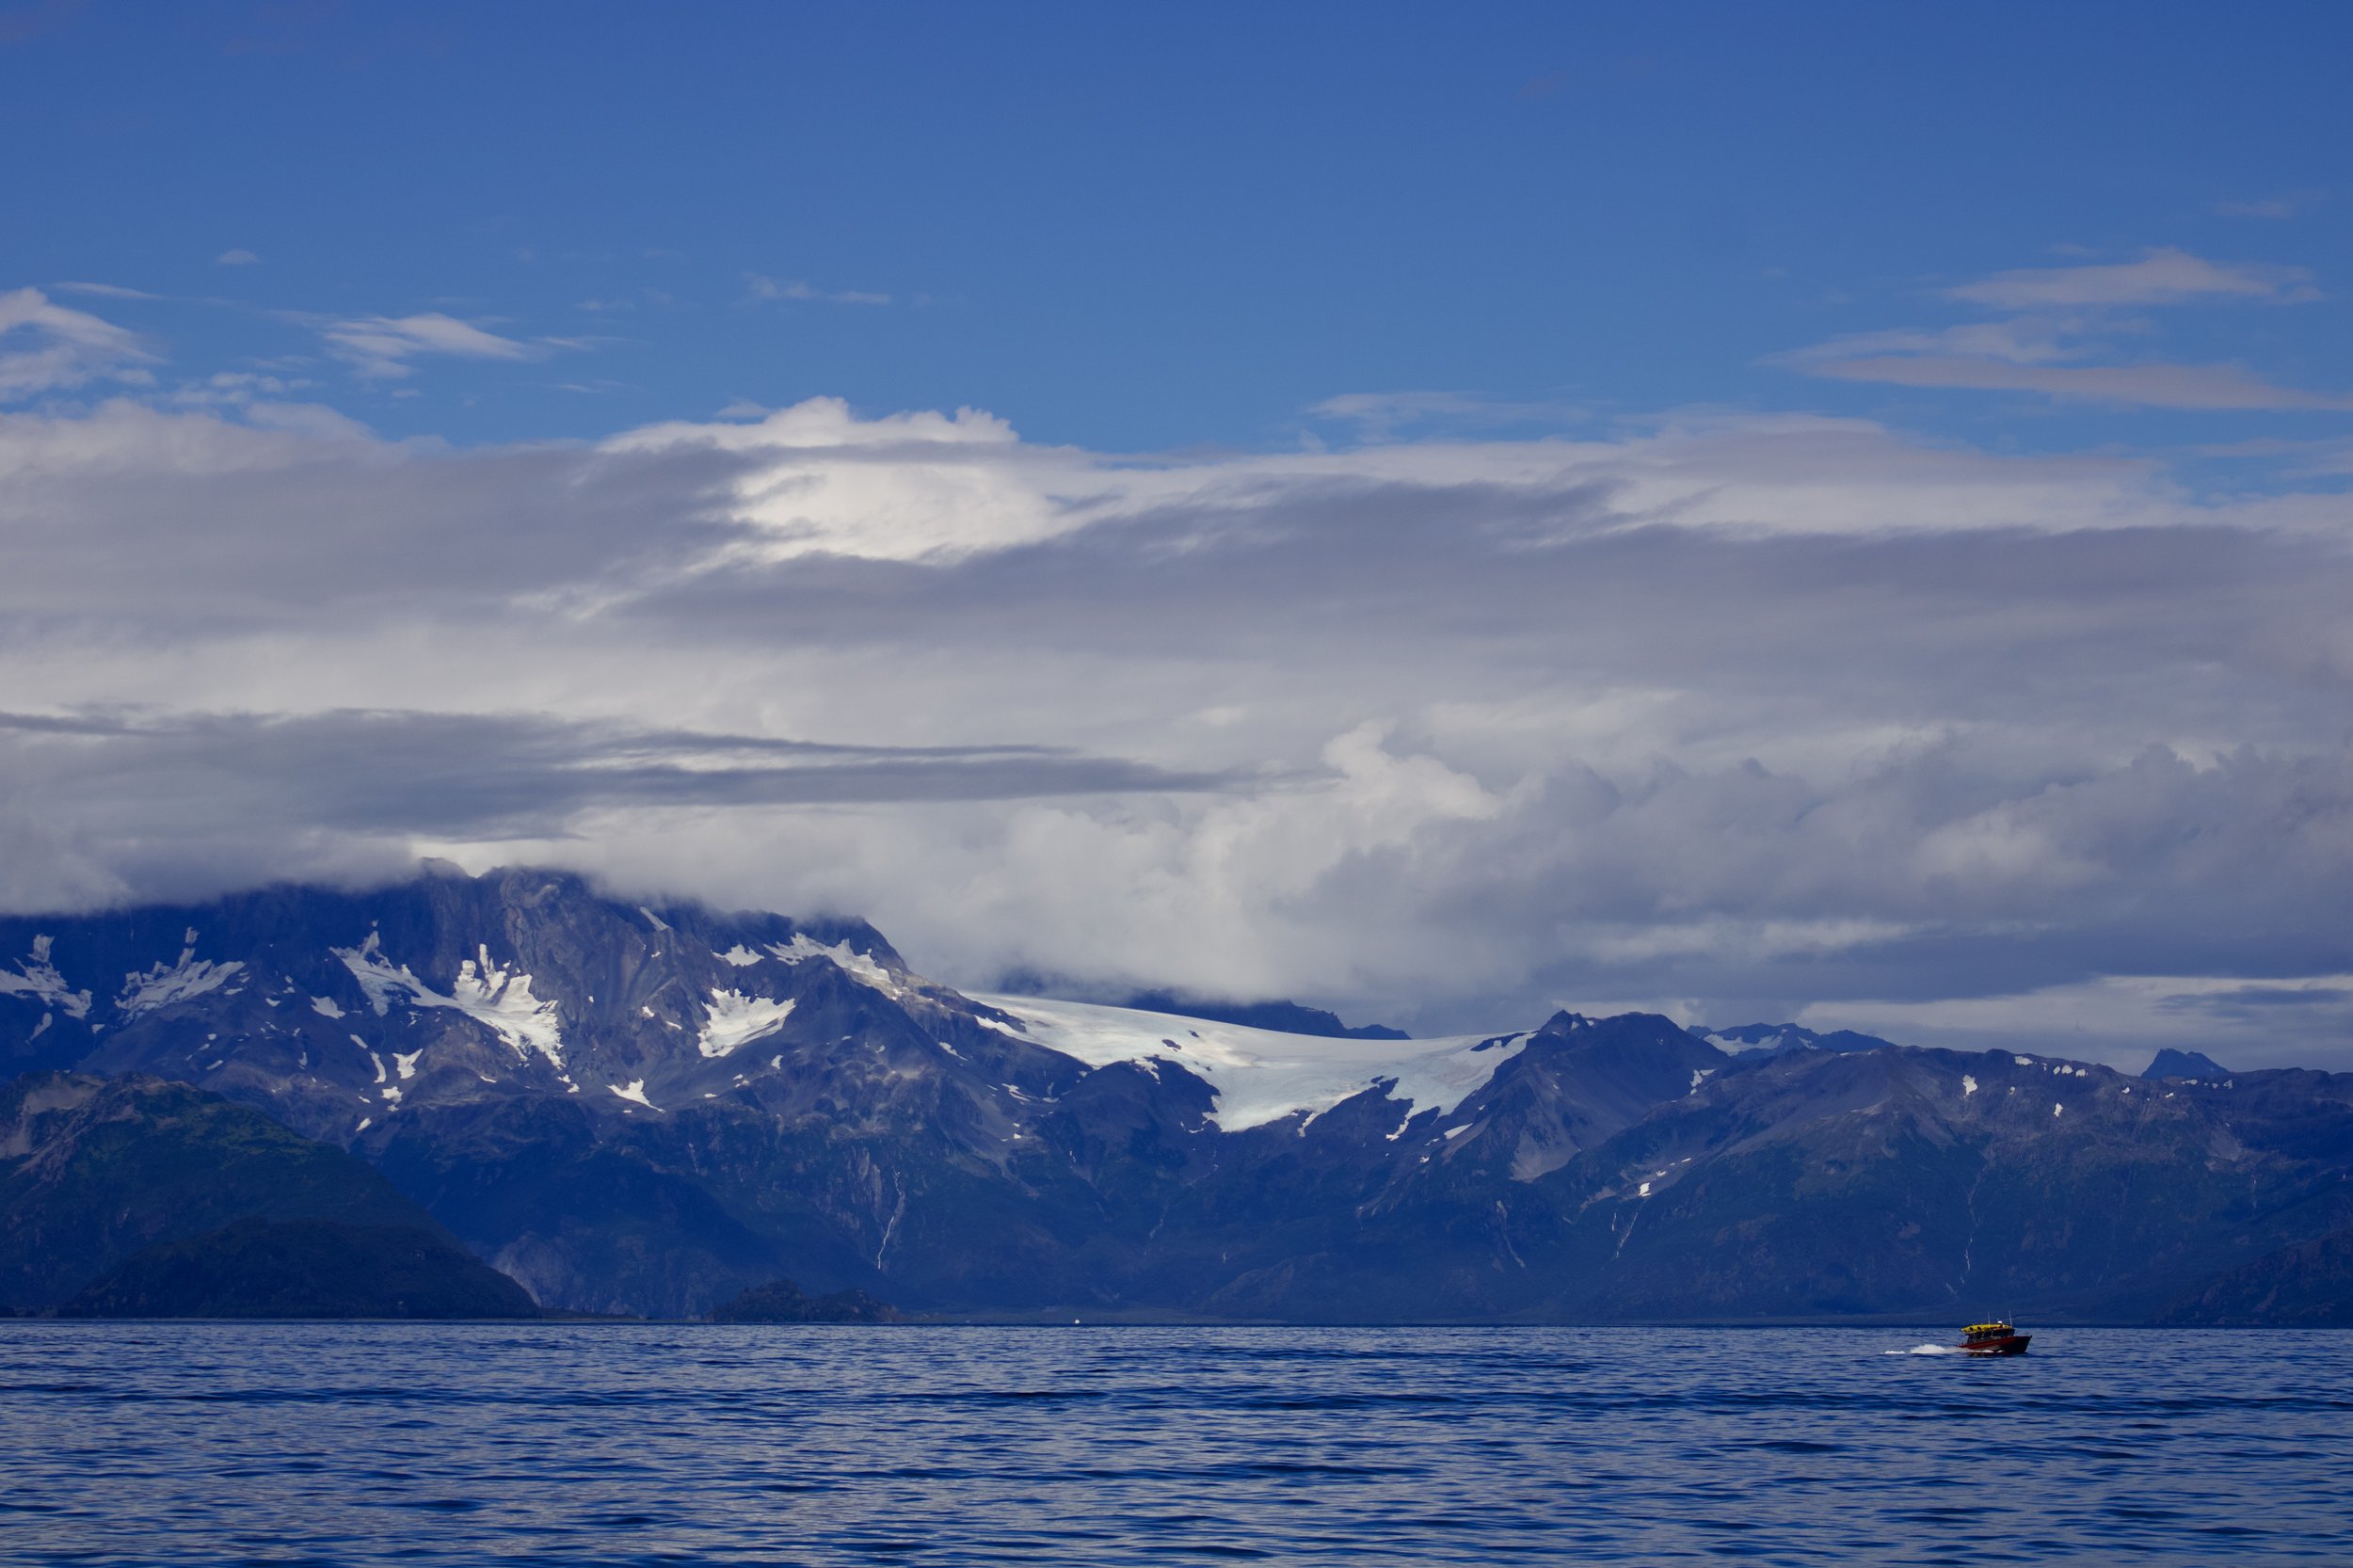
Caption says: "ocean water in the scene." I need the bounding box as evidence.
[1,1325,2347,1565]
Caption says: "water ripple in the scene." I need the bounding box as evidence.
[0,1324,2347,1565]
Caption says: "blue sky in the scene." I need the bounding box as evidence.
[8,0,2351,456]
[6,2,2353,1067]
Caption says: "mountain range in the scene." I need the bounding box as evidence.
[3,864,2348,1323]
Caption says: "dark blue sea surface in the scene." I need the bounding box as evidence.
[1,1324,2347,1565]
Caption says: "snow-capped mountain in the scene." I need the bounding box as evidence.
[4,865,2350,1324]
[0,865,1068,1146]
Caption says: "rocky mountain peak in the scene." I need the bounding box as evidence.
[0,864,1056,1147]
[5,868,2349,1325]
[2145,1048,2231,1081]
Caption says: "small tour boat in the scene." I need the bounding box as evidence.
[1958,1320,2031,1356]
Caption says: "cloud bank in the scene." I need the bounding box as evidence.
[4,324,2353,1064]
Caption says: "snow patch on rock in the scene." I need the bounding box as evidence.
[770,934,904,998]
[117,941,244,1017]
[0,936,92,1020]
[333,934,567,1067]
[698,988,796,1057]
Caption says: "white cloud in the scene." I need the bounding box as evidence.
[604,395,1047,563]
[1785,248,2351,409]
[321,312,536,378]
[215,248,260,266]
[1801,353,2353,411]
[1785,317,2094,368]
[52,280,163,301]
[3,392,2353,1062]
[1945,248,2319,308]
[606,400,2205,571]
[0,287,158,399]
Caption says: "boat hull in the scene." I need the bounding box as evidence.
[1961,1334,2031,1356]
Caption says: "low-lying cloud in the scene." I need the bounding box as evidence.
[4,360,2352,1066]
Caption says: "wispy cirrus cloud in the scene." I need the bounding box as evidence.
[51,280,163,302]
[1798,352,2353,411]
[1785,318,2092,368]
[10,286,568,396]
[1783,247,2350,411]
[0,286,157,398]
[1945,248,2318,308]
[320,312,538,378]
[2216,191,2326,221]
[745,273,892,307]
[1307,391,1587,441]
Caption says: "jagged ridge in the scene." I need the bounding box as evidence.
[4,867,2351,1324]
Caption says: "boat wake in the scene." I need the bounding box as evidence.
[1886,1344,1967,1356]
